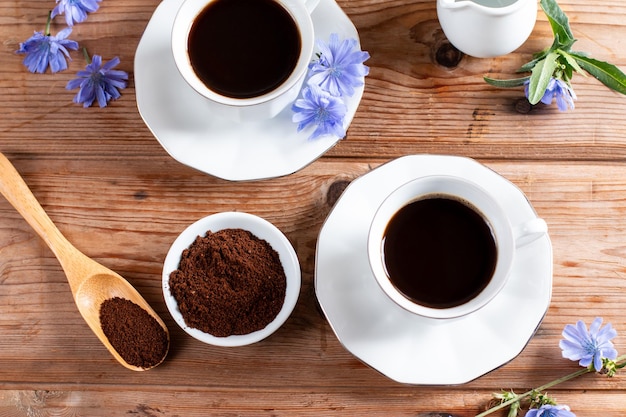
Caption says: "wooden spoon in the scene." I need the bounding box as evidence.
[0,152,169,371]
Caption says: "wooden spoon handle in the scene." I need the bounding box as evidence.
[0,153,80,281]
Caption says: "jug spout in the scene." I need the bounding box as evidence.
[439,0,465,9]
[440,0,521,9]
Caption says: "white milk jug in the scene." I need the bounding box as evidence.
[436,0,537,58]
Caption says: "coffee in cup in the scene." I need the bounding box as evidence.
[368,175,547,319]
[171,0,318,122]
[383,194,497,309]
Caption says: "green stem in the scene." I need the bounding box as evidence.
[82,47,91,64]
[475,354,626,417]
[45,11,52,36]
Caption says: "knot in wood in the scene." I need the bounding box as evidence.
[435,42,463,68]
[326,180,351,207]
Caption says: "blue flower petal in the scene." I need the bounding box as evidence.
[524,77,576,111]
[16,28,78,74]
[560,317,618,371]
[292,33,368,139]
[292,84,347,140]
[307,33,369,97]
[52,0,101,26]
[527,405,576,417]
[67,54,128,108]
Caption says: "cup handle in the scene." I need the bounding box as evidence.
[303,0,320,13]
[513,217,548,248]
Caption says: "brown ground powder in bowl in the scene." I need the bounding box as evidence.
[99,297,169,369]
[168,228,287,337]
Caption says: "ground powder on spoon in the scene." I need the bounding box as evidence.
[99,297,169,368]
[169,228,287,337]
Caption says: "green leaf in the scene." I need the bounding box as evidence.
[571,53,626,95]
[484,76,530,88]
[540,0,576,50]
[506,401,520,417]
[557,49,585,76]
[518,35,569,74]
[528,52,559,104]
[518,57,543,73]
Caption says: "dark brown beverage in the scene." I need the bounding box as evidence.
[382,195,497,309]
[187,0,301,99]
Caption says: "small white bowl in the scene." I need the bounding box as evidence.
[162,211,301,347]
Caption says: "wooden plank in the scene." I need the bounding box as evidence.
[1,1,626,162]
[0,388,625,416]
[0,160,624,393]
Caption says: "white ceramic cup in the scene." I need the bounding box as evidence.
[436,0,537,58]
[367,175,547,319]
[171,0,319,122]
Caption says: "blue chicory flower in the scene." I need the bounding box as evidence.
[52,0,101,26]
[526,404,576,417]
[559,317,618,371]
[525,77,577,111]
[307,33,370,97]
[292,83,347,140]
[16,26,79,73]
[66,53,128,108]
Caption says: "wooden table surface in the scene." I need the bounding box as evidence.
[2,0,626,415]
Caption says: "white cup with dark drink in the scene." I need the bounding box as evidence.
[171,0,318,122]
[367,175,548,319]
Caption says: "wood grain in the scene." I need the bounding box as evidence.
[1,0,626,414]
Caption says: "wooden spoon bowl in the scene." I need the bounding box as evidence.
[0,152,169,371]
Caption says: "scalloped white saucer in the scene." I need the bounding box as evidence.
[135,0,365,181]
[315,155,553,385]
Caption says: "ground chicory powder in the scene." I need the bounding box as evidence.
[168,228,287,337]
[99,297,169,368]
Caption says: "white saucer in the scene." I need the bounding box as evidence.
[134,0,365,181]
[315,155,553,385]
